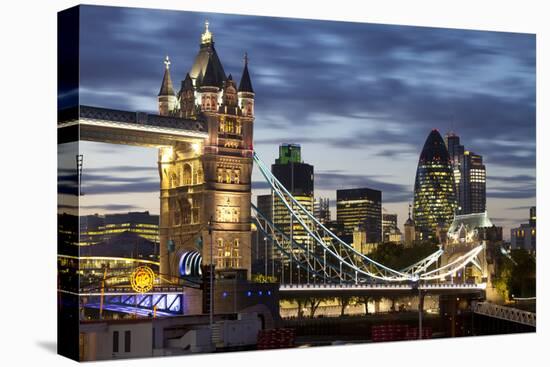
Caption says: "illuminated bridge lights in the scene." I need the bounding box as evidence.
[252,152,485,285]
[84,293,183,316]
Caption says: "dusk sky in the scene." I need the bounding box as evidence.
[76,5,536,238]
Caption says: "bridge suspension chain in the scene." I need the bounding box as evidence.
[252,151,486,284]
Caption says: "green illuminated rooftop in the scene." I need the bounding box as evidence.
[276,144,302,164]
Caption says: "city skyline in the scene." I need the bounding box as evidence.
[74,5,536,239]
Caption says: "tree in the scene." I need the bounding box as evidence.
[368,242,439,270]
[494,249,536,301]
[355,296,372,315]
[338,296,358,316]
[305,297,324,318]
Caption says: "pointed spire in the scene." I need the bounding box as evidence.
[238,52,254,93]
[158,56,175,96]
[405,203,415,226]
[183,72,193,90]
[201,19,213,45]
[201,52,222,88]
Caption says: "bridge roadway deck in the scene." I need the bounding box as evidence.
[58,105,208,146]
[279,283,486,297]
[70,282,485,298]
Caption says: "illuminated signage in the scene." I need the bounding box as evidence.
[130,266,155,293]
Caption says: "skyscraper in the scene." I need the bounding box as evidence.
[271,144,314,247]
[336,188,382,243]
[413,129,457,240]
[382,211,398,242]
[253,194,274,275]
[445,132,487,215]
[314,197,331,224]
[458,151,486,214]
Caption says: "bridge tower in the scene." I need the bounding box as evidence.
[442,212,491,285]
[157,21,255,282]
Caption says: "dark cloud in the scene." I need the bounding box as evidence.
[487,186,535,199]
[85,165,156,173]
[315,171,411,203]
[81,173,157,184]
[487,174,536,199]
[490,174,536,184]
[253,171,411,203]
[80,167,159,195]
[81,204,144,211]
[82,181,159,195]
[75,5,535,217]
[507,205,535,211]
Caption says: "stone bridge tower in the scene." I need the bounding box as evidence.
[443,212,496,290]
[157,21,255,281]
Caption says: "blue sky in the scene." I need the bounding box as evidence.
[74,5,536,238]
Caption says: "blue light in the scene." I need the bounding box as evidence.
[246,291,252,297]
[258,291,263,296]
[222,291,228,298]
[267,290,271,296]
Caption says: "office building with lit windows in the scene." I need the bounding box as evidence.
[382,211,401,243]
[336,187,382,243]
[78,231,160,288]
[271,144,314,248]
[253,194,275,275]
[80,211,160,246]
[314,197,331,224]
[413,129,457,240]
[458,152,486,214]
[445,132,486,215]
[511,206,536,252]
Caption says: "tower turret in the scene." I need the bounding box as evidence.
[404,203,416,247]
[199,53,222,112]
[179,73,196,118]
[158,56,177,116]
[238,53,255,117]
[221,74,238,114]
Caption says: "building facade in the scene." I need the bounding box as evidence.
[271,144,314,248]
[156,22,255,279]
[80,211,160,246]
[382,211,401,243]
[511,206,536,252]
[252,194,275,275]
[336,188,382,243]
[403,204,416,247]
[413,130,457,241]
[314,197,331,224]
[445,132,486,215]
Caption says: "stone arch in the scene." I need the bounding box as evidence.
[180,197,191,225]
[182,163,192,185]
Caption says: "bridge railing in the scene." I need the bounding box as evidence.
[472,301,536,327]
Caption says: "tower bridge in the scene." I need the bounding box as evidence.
[59,21,494,319]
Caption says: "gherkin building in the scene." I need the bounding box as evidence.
[413,129,457,240]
